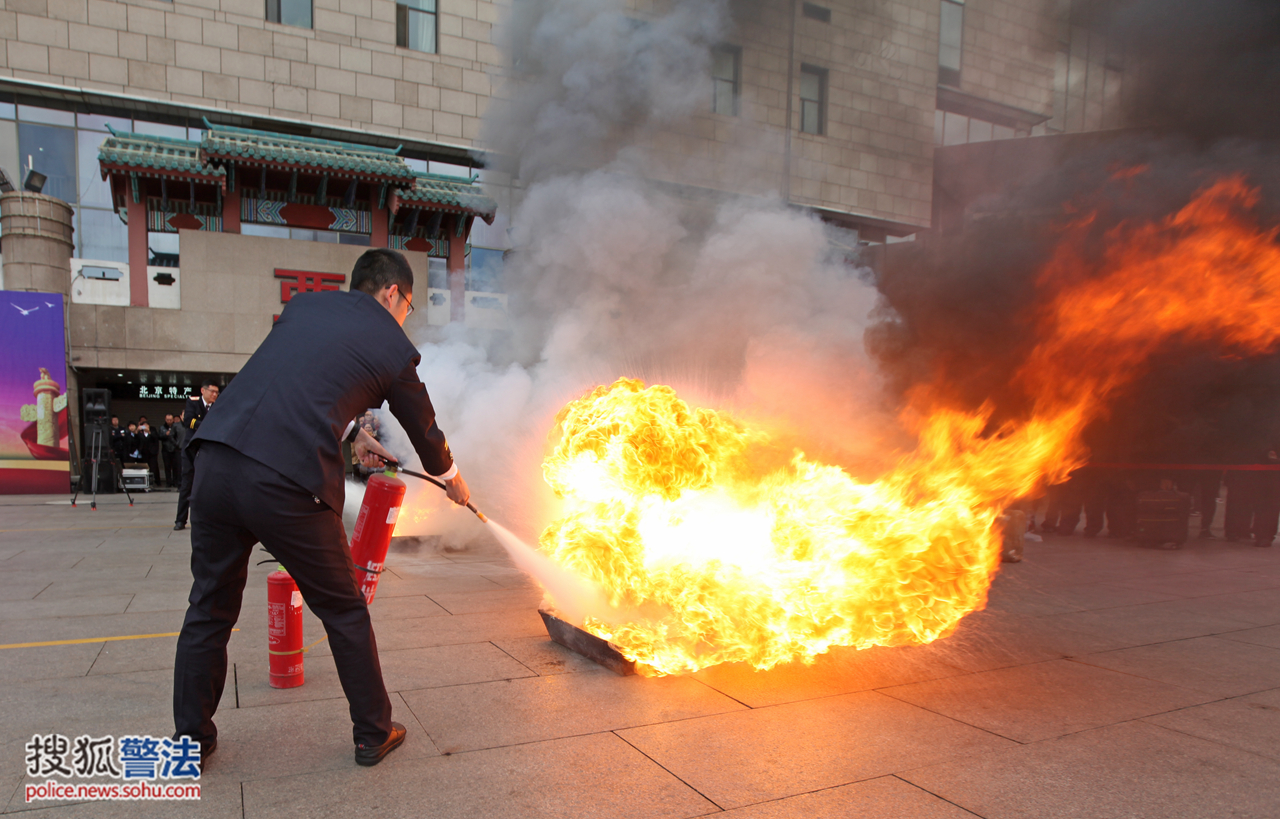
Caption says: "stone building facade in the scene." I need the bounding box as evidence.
[0,0,1126,486]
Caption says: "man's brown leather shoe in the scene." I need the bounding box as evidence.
[354,722,406,767]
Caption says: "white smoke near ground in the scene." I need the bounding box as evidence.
[351,0,902,605]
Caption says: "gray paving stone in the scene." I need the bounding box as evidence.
[376,573,507,595]
[356,609,548,652]
[1075,635,1280,697]
[0,642,102,682]
[922,610,1118,673]
[206,692,437,783]
[901,720,1280,819]
[0,595,135,622]
[1219,623,1280,649]
[1105,568,1280,599]
[1142,587,1280,627]
[713,775,980,818]
[1041,599,1258,648]
[0,611,186,645]
[425,588,545,615]
[692,642,967,708]
[87,635,179,677]
[491,635,601,676]
[617,690,1013,810]
[1145,688,1280,761]
[984,576,1178,617]
[404,668,745,753]
[241,732,714,819]
[365,594,450,620]
[236,641,535,708]
[0,581,52,602]
[882,658,1212,742]
[32,579,155,601]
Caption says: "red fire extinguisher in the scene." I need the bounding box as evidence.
[267,568,304,689]
[349,471,406,606]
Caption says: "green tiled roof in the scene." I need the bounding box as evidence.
[97,128,226,179]
[201,122,413,180]
[397,172,497,221]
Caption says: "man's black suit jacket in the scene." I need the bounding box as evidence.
[182,396,211,445]
[193,289,454,513]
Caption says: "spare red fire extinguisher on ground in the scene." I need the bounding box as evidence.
[349,470,406,606]
[267,568,305,689]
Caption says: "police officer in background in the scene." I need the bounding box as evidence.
[173,248,469,769]
[174,380,219,530]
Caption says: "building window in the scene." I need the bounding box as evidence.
[939,0,963,87]
[711,46,740,117]
[933,109,1026,146]
[266,0,313,30]
[801,3,831,23]
[799,64,826,135]
[467,247,505,293]
[396,0,438,54]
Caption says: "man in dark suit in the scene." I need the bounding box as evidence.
[136,418,161,486]
[159,413,181,487]
[173,248,469,769]
[174,381,219,530]
[109,415,127,466]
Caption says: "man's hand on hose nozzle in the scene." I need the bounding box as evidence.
[444,474,470,507]
[353,428,471,508]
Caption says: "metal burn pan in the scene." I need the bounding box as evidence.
[538,608,636,676]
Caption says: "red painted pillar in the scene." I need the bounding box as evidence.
[127,195,149,307]
[223,189,241,233]
[371,208,388,248]
[448,226,465,324]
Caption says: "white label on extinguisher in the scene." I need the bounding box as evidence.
[268,602,285,636]
[386,506,401,525]
[291,590,302,608]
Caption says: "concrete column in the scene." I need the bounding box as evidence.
[0,192,79,478]
[448,229,466,324]
[126,196,149,307]
[223,189,241,234]
[371,207,388,248]
[0,191,75,296]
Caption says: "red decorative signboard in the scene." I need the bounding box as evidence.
[272,270,347,321]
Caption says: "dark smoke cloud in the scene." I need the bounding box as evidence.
[871,0,1280,466]
[1108,0,1280,141]
[870,137,1280,463]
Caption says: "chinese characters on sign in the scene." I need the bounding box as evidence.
[137,385,183,399]
[273,269,347,321]
[26,734,200,780]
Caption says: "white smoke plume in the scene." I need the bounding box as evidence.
[356,0,900,561]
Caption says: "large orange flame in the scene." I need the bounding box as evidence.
[538,177,1280,675]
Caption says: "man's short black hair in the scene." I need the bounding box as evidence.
[351,248,414,297]
[201,379,218,390]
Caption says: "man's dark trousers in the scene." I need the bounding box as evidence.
[175,448,196,525]
[173,442,393,749]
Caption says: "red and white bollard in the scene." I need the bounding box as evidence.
[349,471,406,605]
[267,569,304,689]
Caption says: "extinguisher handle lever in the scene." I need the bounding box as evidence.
[380,460,488,523]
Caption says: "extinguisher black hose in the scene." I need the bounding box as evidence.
[381,460,489,523]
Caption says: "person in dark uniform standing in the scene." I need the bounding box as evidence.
[173,381,219,530]
[159,413,181,487]
[172,248,470,768]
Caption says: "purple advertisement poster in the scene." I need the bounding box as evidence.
[0,291,70,493]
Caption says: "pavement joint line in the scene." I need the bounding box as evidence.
[0,629,238,650]
[0,525,175,533]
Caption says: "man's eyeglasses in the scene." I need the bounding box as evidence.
[403,293,415,317]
